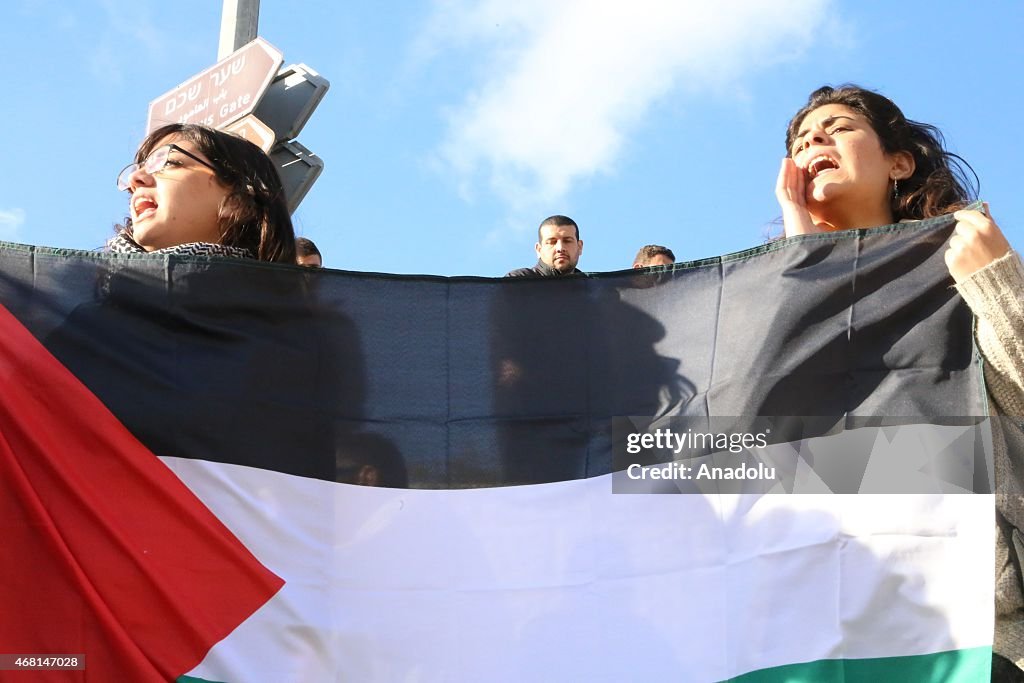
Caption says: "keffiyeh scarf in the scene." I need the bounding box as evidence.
[106,232,254,259]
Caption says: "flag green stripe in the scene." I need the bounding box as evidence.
[723,646,991,683]
[178,648,991,683]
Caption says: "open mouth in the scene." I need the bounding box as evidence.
[806,155,839,179]
[132,195,158,221]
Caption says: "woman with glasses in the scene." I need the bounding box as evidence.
[43,121,347,500]
[113,123,295,263]
[778,84,1024,680]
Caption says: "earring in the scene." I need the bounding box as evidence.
[892,177,900,201]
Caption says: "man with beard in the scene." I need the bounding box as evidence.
[506,215,584,277]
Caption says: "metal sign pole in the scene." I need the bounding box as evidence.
[219,0,261,59]
[203,0,327,213]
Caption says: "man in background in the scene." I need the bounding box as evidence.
[632,245,675,269]
[296,237,323,268]
[506,215,584,277]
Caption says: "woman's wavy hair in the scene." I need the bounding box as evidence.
[785,84,978,221]
[126,123,296,263]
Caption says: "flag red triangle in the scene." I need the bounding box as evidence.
[0,303,283,681]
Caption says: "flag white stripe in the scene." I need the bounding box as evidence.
[163,455,993,683]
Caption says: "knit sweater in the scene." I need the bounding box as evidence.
[955,250,1024,668]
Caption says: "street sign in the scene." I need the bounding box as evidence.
[252,64,330,142]
[146,37,284,134]
[223,114,276,152]
[270,141,323,214]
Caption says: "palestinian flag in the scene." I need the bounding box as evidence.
[0,215,995,681]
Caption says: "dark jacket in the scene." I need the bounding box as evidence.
[505,259,585,278]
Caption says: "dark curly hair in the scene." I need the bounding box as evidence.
[125,123,296,263]
[785,85,978,221]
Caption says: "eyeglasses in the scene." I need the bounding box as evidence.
[116,144,219,192]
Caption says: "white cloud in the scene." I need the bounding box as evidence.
[0,208,26,241]
[423,0,833,210]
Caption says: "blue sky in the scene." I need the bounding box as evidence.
[2,1,1022,276]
